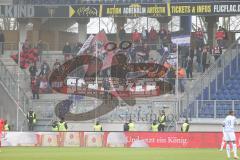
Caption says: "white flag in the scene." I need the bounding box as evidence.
[77,34,95,55]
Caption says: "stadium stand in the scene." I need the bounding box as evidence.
[181,40,240,119]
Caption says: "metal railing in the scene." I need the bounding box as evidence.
[0,59,30,130]
[32,98,178,123]
[186,100,240,119]
[180,38,240,118]
[2,42,32,92]
[0,60,30,112]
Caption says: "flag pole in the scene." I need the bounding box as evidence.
[17,41,21,131]
[176,44,179,100]
[176,44,179,131]
[95,40,98,124]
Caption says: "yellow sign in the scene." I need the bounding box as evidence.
[69,6,75,17]
[170,4,212,15]
[103,3,167,17]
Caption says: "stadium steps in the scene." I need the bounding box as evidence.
[181,46,240,119]
[40,18,76,32]
[34,118,52,131]
[0,51,31,92]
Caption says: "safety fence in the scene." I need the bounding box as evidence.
[32,99,178,123]
[183,100,240,119]
[0,60,30,113]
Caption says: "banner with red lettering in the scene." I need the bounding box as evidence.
[2,132,240,148]
[122,132,222,148]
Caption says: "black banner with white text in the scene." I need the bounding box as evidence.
[0,2,239,18]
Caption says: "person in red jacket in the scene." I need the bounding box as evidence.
[149,26,158,47]
[0,118,4,151]
[131,29,141,44]
[31,76,40,99]
[215,26,225,48]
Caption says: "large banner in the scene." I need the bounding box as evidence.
[169,3,240,16]
[1,2,240,18]
[69,5,101,17]
[101,3,167,17]
[2,132,240,148]
[75,2,240,17]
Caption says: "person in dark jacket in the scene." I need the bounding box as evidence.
[22,39,30,52]
[103,78,110,99]
[159,27,167,44]
[53,59,61,71]
[180,46,189,68]
[167,67,176,93]
[123,122,129,131]
[39,61,50,76]
[29,62,38,78]
[202,45,211,72]
[139,43,150,62]
[119,26,126,42]
[37,40,44,61]
[185,56,193,79]
[63,42,72,61]
[196,47,203,72]
[72,42,83,56]
[141,27,148,43]
[31,76,40,99]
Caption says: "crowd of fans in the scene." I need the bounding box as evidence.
[192,26,227,74]
[7,24,229,98]
[118,26,173,63]
[121,25,228,93]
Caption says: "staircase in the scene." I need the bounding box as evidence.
[0,53,30,131]
[0,50,63,131]
[180,38,240,119]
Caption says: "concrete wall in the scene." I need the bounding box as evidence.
[176,118,223,132]
[2,30,79,51]
[68,123,154,132]
[68,122,222,132]
[58,31,79,50]
[185,124,222,132]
